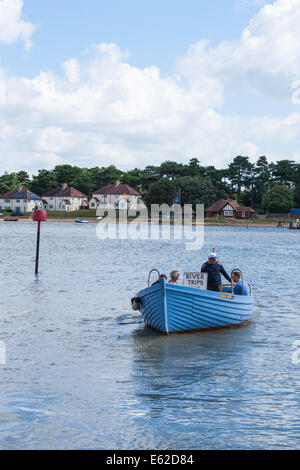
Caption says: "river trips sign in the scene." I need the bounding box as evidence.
[183,272,207,290]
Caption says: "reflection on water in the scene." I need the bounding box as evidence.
[0,221,299,449]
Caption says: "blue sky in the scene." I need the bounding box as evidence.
[1,0,265,77]
[0,0,300,173]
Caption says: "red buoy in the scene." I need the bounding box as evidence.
[33,208,47,274]
[33,209,47,222]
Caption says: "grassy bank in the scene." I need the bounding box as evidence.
[0,210,289,226]
[204,217,287,226]
[42,209,97,218]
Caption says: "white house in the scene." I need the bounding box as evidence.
[43,183,88,211]
[0,187,42,213]
[89,180,145,210]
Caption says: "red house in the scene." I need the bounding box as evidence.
[205,198,256,218]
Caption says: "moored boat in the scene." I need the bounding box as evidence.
[4,217,19,221]
[74,219,89,224]
[135,276,254,335]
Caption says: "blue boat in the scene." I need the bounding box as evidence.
[136,275,254,335]
[74,219,89,224]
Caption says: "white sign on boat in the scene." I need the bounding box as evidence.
[183,272,207,290]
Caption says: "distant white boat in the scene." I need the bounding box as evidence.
[74,219,88,224]
[96,216,103,220]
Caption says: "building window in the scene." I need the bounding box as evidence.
[5,199,10,203]
[90,203,95,207]
[16,200,20,203]
[224,210,233,217]
[50,205,54,209]
[50,197,54,200]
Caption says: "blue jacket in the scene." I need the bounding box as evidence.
[223,281,250,296]
[201,261,231,286]
[233,280,250,296]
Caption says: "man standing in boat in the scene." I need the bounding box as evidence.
[201,252,231,292]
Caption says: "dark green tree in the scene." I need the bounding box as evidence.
[53,165,82,185]
[145,178,175,207]
[226,156,253,204]
[158,161,187,180]
[0,172,19,194]
[177,176,218,208]
[123,168,143,190]
[186,158,204,177]
[30,170,59,196]
[97,165,123,186]
[254,156,271,205]
[269,160,296,188]
[16,171,31,188]
[146,176,218,209]
[70,168,97,195]
[263,185,295,213]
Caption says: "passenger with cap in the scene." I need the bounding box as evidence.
[201,252,231,292]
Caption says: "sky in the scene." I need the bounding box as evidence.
[1,0,300,174]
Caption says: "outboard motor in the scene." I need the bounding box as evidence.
[131,296,142,311]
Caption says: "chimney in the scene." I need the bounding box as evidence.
[115,180,120,187]
[62,183,68,189]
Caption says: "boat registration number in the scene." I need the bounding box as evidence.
[220,294,235,300]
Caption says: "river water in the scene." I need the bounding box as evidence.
[0,221,299,449]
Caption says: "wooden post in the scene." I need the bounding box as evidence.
[33,208,47,275]
[35,220,41,275]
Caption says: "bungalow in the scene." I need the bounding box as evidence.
[89,180,145,210]
[206,198,256,218]
[43,183,88,211]
[0,187,41,213]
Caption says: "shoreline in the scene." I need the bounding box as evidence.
[0,217,292,228]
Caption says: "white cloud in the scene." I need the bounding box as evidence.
[0,0,35,49]
[177,0,300,100]
[0,0,300,174]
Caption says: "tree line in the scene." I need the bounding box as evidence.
[0,156,299,213]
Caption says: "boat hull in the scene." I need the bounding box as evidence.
[139,279,254,335]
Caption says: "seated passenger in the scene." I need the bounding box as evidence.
[151,274,168,286]
[223,271,250,296]
[169,270,180,285]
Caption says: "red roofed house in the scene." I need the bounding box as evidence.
[43,183,88,212]
[205,198,256,219]
[0,186,42,213]
[89,180,145,210]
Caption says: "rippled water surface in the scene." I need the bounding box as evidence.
[0,221,299,449]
